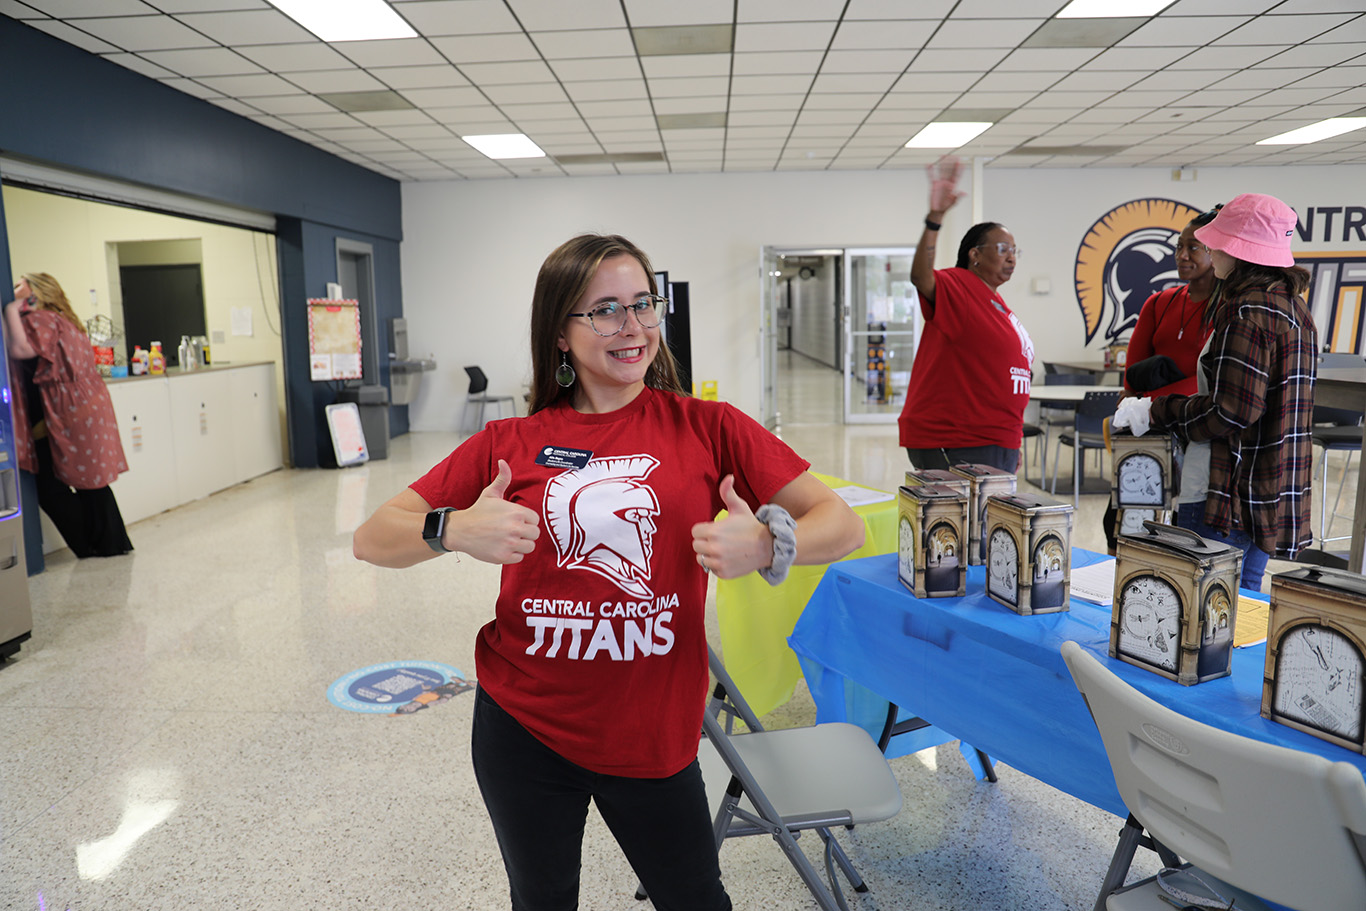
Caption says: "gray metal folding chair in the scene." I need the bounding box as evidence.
[1061,640,1366,911]
[637,647,902,911]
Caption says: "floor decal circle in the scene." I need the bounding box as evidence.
[328,661,473,715]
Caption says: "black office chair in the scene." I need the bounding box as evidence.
[461,366,516,433]
[1051,390,1122,507]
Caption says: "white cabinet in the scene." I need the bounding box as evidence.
[229,365,282,482]
[168,370,236,503]
[107,378,178,523]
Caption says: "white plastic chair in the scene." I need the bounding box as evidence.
[637,647,902,911]
[1060,640,1366,911]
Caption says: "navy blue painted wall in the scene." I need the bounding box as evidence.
[0,14,408,474]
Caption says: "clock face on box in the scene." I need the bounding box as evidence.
[1274,625,1364,742]
[1118,575,1181,671]
[898,517,915,583]
[988,528,1018,603]
[1118,453,1164,506]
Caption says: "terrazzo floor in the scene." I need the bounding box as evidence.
[2,350,1353,910]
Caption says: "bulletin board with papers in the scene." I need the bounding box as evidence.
[307,298,362,381]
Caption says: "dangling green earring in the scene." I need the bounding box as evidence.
[555,352,576,387]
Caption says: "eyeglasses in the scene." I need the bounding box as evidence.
[975,242,1020,258]
[1175,242,1209,255]
[568,295,666,337]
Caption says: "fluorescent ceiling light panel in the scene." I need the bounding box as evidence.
[1256,117,1366,145]
[267,0,417,42]
[905,122,992,148]
[462,134,546,160]
[1056,0,1173,16]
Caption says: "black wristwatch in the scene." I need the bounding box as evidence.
[423,507,457,554]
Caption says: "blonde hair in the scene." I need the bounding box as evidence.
[20,273,85,334]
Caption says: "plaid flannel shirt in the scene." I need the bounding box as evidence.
[1149,281,1318,559]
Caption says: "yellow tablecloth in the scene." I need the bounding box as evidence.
[715,472,898,717]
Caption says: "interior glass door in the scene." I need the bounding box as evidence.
[843,248,919,424]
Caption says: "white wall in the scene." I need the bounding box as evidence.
[401,163,1366,429]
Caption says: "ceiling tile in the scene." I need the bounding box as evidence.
[482,83,570,105]
[140,47,261,77]
[509,0,624,30]
[1129,69,1225,91]
[731,74,815,94]
[371,64,470,89]
[175,10,313,46]
[284,69,387,93]
[1309,16,1366,44]
[728,94,804,111]
[1164,44,1279,70]
[429,32,539,64]
[820,49,915,72]
[336,38,447,68]
[1026,90,1113,109]
[19,0,155,14]
[907,47,1011,71]
[279,112,363,130]
[1117,15,1249,47]
[74,15,215,51]
[457,60,556,84]
[997,47,1101,71]
[157,77,221,99]
[565,79,650,102]
[739,0,846,22]
[393,0,521,36]
[641,53,731,78]
[928,18,1045,49]
[728,110,799,127]
[551,57,641,81]
[805,92,884,109]
[352,110,435,127]
[154,0,272,11]
[235,42,353,72]
[199,73,307,96]
[653,96,728,115]
[583,115,657,131]
[398,86,485,107]
[1084,46,1192,71]
[951,0,1062,15]
[734,22,838,52]
[102,52,177,79]
[1292,65,1366,88]
[245,94,338,115]
[649,76,730,98]
[829,19,934,49]
[797,108,867,125]
[956,91,1039,108]
[810,72,899,94]
[972,71,1064,91]
[624,0,734,28]
[531,27,636,59]
[1214,13,1355,45]
[1254,43,1365,68]
[1049,70,1146,91]
[576,99,656,118]
[732,50,825,75]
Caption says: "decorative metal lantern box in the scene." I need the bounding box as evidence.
[948,463,1017,566]
[897,484,968,599]
[983,493,1073,615]
[903,468,971,498]
[1261,567,1366,753]
[1110,430,1176,511]
[1110,521,1242,686]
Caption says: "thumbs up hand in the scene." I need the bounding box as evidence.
[690,475,772,580]
[454,459,540,563]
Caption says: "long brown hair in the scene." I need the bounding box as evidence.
[527,234,686,415]
[20,272,85,334]
[1213,260,1311,321]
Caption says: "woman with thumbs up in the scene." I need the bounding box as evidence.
[354,233,863,911]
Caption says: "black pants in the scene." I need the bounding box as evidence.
[33,439,132,558]
[471,687,731,911]
[905,444,1019,474]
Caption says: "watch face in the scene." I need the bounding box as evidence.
[1117,453,1164,506]
[1118,574,1182,671]
[1118,508,1156,537]
[898,517,915,584]
[988,528,1018,604]
[1274,625,1364,742]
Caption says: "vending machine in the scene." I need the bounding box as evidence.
[0,305,33,660]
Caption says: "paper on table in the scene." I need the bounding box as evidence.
[1234,596,1270,648]
[831,485,895,508]
[1069,559,1116,606]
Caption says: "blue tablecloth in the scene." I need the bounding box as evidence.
[789,551,1366,818]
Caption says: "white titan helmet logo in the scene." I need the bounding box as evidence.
[544,455,660,600]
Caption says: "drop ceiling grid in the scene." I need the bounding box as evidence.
[2,0,1365,178]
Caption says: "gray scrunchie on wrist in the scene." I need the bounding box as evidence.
[755,503,797,586]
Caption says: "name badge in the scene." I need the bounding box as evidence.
[535,445,593,470]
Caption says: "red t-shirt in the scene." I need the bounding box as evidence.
[898,267,1035,450]
[410,386,810,778]
[1123,285,1213,398]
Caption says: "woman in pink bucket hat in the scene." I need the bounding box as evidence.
[1112,192,1317,591]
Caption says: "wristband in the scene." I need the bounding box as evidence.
[755,503,797,586]
[924,218,942,231]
